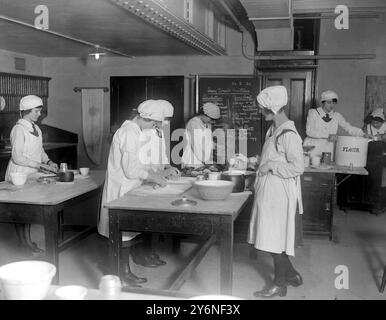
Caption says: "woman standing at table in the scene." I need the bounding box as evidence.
[248,86,304,298]
[98,99,173,286]
[181,102,221,169]
[303,90,368,158]
[5,95,58,255]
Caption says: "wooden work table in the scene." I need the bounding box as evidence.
[0,170,105,283]
[105,186,252,296]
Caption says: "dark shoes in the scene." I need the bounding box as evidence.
[122,264,147,287]
[286,274,303,287]
[132,251,166,268]
[253,285,287,298]
[19,242,45,257]
[254,274,303,298]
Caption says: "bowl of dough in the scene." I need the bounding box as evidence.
[194,180,234,200]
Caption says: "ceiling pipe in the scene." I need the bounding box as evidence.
[218,0,376,61]
[0,14,133,59]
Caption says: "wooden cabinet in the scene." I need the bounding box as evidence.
[337,141,386,214]
[0,73,51,142]
[301,172,334,239]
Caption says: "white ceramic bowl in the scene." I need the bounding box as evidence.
[9,172,28,186]
[79,167,90,176]
[55,285,88,300]
[194,180,234,200]
[0,260,56,300]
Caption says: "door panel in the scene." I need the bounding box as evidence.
[110,76,184,167]
[262,70,313,140]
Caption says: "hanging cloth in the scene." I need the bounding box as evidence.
[81,88,104,165]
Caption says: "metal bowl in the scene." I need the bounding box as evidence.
[58,171,74,182]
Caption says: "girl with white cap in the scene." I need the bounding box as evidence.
[248,86,304,298]
[363,108,386,141]
[303,90,369,158]
[5,95,58,255]
[181,102,221,169]
[98,99,173,286]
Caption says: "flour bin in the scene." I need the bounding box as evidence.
[335,136,368,167]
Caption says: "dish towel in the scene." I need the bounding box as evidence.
[81,88,104,165]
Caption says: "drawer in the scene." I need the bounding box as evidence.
[301,173,334,189]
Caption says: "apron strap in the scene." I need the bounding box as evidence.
[275,129,296,152]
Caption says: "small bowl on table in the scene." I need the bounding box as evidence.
[55,285,88,300]
[79,167,90,176]
[194,180,234,200]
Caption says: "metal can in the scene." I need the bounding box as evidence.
[99,275,122,300]
[321,152,332,165]
[59,163,68,172]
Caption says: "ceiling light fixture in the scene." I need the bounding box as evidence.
[88,45,106,60]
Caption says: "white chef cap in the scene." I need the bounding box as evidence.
[137,99,174,122]
[158,100,174,118]
[371,108,385,121]
[256,85,288,114]
[20,95,43,111]
[202,102,221,120]
[320,90,338,102]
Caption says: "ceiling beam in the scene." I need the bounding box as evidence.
[0,14,134,59]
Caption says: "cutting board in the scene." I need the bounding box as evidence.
[131,183,192,196]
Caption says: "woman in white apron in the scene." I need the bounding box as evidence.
[248,86,304,298]
[181,102,221,169]
[5,95,58,255]
[303,90,368,158]
[98,99,172,286]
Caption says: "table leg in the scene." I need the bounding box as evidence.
[43,208,59,284]
[219,216,233,295]
[109,210,121,277]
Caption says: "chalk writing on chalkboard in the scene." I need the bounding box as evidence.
[199,77,260,156]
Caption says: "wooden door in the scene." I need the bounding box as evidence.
[262,70,314,139]
[110,76,184,166]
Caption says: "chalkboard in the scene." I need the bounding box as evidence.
[199,76,261,157]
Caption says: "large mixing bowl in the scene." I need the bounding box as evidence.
[194,180,234,200]
[0,260,56,300]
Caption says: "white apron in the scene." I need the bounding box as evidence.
[181,117,213,168]
[247,121,303,256]
[5,119,47,181]
[98,121,147,241]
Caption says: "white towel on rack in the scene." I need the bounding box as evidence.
[81,88,104,165]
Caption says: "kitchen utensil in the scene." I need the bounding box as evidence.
[55,285,88,300]
[9,172,27,186]
[79,167,90,176]
[59,163,68,172]
[58,171,74,182]
[321,152,332,165]
[221,171,245,193]
[0,260,56,300]
[99,275,122,300]
[194,180,234,200]
[171,196,198,207]
[311,156,321,167]
[304,155,310,167]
